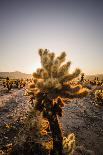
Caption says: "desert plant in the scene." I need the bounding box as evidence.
[3,77,12,91]
[94,90,103,106]
[80,73,84,83]
[29,49,87,155]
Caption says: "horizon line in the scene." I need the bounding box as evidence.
[0,70,103,76]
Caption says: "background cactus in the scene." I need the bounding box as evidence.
[80,73,85,83]
[94,90,103,106]
[4,77,12,91]
[3,78,26,91]
[29,49,87,155]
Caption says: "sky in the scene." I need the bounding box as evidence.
[0,0,103,75]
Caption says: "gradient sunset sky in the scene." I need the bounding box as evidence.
[0,0,103,74]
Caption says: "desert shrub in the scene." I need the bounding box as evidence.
[94,90,103,106]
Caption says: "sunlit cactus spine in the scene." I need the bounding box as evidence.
[29,49,87,155]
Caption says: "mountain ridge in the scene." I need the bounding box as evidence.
[0,71,32,79]
[0,71,103,80]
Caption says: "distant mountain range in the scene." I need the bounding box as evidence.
[85,74,103,80]
[0,71,103,80]
[0,71,32,79]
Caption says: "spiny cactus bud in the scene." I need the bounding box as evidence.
[63,133,75,155]
[73,68,81,77]
[67,133,75,141]
[38,48,44,56]
[54,58,60,65]
[57,52,66,63]
[56,96,64,107]
[41,119,49,129]
[58,61,71,77]
[52,64,58,72]
[67,61,71,67]
[59,68,81,83]
[55,83,62,89]
[33,78,37,84]
[44,79,53,88]
[48,52,55,61]
[42,71,49,79]
[32,72,39,78]
[36,79,44,89]
[58,52,66,59]
[36,68,44,77]
[42,55,49,66]
[44,49,48,55]
[29,83,35,88]
[52,79,62,89]
[44,64,50,71]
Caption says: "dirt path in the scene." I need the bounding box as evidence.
[0,88,30,147]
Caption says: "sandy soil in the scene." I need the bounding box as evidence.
[61,95,103,155]
[0,87,30,147]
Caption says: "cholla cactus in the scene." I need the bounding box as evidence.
[95,90,103,106]
[3,77,12,91]
[29,49,87,155]
[63,133,75,155]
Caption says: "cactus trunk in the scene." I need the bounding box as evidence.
[48,115,63,155]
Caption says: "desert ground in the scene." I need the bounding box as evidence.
[0,85,103,155]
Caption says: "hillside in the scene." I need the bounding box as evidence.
[85,74,103,80]
[0,71,32,79]
[0,72,103,81]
